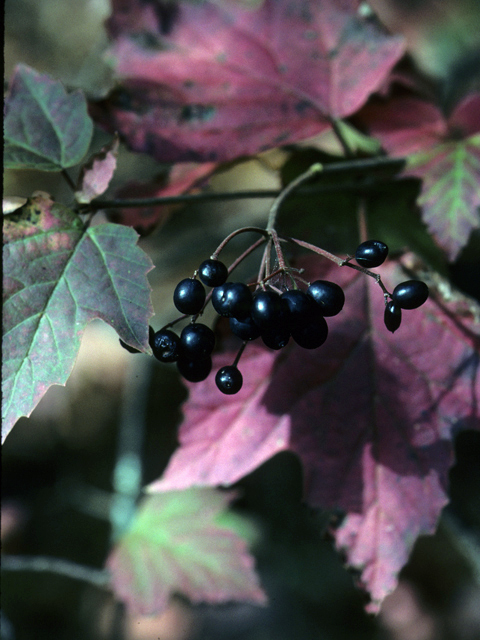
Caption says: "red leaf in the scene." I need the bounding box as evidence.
[93,0,404,162]
[148,256,480,609]
[107,489,266,616]
[357,92,480,260]
[75,135,119,204]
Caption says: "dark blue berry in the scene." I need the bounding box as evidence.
[307,280,345,317]
[261,326,290,350]
[173,278,205,315]
[355,240,389,268]
[291,312,328,349]
[177,356,212,382]
[215,365,243,394]
[212,282,252,319]
[229,315,262,341]
[180,323,215,359]
[384,301,402,333]
[251,290,287,330]
[198,259,228,287]
[281,290,316,327]
[151,328,180,362]
[392,280,429,310]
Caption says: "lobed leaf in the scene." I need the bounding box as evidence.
[148,256,480,610]
[2,193,154,442]
[356,92,480,260]
[92,0,404,162]
[107,488,266,616]
[4,65,93,171]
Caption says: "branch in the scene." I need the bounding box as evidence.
[87,157,406,211]
[1,555,110,589]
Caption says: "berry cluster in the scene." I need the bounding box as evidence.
[148,238,429,395]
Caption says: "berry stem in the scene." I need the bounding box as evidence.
[211,226,269,259]
[284,236,345,266]
[232,341,247,367]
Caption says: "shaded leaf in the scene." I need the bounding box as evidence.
[356,92,480,260]
[149,256,480,610]
[4,64,93,171]
[107,488,266,616]
[92,0,404,162]
[74,135,120,204]
[2,193,154,442]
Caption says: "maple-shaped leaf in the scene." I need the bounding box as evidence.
[2,192,154,442]
[4,64,94,171]
[74,135,120,204]
[107,488,266,616]
[92,0,404,162]
[356,92,480,260]
[149,256,480,610]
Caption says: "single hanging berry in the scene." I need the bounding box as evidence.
[198,259,229,287]
[173,278,206,315]
[215,365,243,394]
[384,301,402,333]
[392,280,429,309]
[354,240,389,268]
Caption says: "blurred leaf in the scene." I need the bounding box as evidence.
[2,193,154,442]
[149,255,480,610]
[4,64,93,171]
[92,0,404,162]
[107,488,266,616]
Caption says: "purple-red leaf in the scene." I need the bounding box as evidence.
[107,489,266,616]
[74,135,120,204]
[93,0,404,162]
[149,256,480,610]
[4,64,93,171]
[2,193,154,442]
[357,92,480,260]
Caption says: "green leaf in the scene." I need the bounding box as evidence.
[407,135,480,261]
[107,488,266,616]
[2,193,154,442]
[4,64,94,171]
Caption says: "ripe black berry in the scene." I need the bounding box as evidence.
[180,323,215,359]
[392,280,429,310]
[261,325,290,350]
[355,240,389,268]
[251,290,287,330]
[384,302,402,333]
[215,365,243,394]
[229,315,262,341]
[281,290,316,327]
[151,328,180,362]
[307,280,345,317]
[173,278,206,315]
[212,282,252,319]
[177,356,212,382]
[198,259,228,287]
[291,312,328,349]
